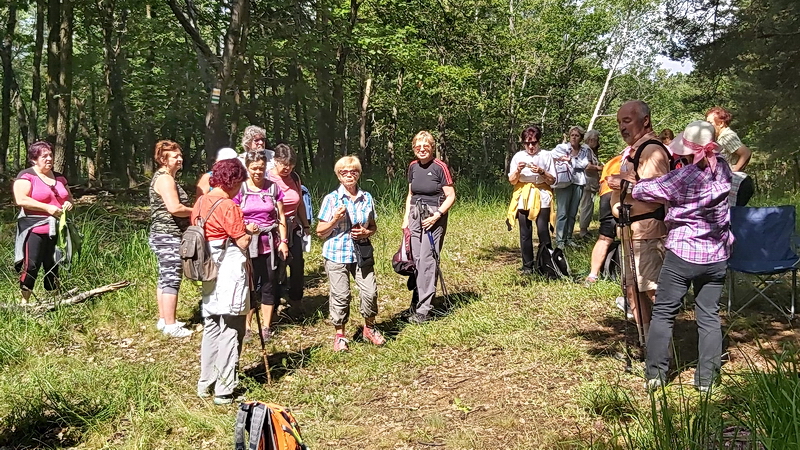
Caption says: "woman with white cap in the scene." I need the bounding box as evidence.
[615,120,733,392]
[195,147,240,197]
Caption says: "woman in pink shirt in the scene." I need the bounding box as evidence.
[268,144,311,305]
[12,141,74,302]
[234,150,289,343]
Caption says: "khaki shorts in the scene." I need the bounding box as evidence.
[621,238,665,292]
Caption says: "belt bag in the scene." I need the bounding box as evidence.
[353,238,374,268]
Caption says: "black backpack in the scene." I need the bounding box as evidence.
[536,244,570,280]
[625,139,678,223]
[392,228,415,276]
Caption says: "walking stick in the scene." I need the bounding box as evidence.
[619,181,647,349]
[253,305,272,384]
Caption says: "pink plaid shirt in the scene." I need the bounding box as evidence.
[632,157,734,264]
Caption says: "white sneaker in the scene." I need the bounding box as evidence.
[615,296,634,320]
[162,323,193,338]
[156,319,186,331]
[645,378,664,391]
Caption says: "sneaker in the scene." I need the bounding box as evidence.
[197,387,212,399]
[162,323,192,338]
[157,319,186,331]
[333,334,349,352]
[645,378,664,391]
[260,327,273,343]
[696,384,712,393]
[213,395,234,405]
[518,267,534,275]
[242,329,253,344]
[408,313,430,325]
[615,296,634,320]
[567,240,580,248]
[363,326,386,346]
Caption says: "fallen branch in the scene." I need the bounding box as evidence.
[31,281,131,313]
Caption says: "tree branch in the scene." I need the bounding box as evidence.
[166,0,217,66]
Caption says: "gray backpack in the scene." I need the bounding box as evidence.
[180,198,227,281]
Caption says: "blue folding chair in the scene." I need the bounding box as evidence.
[727,206,799,320]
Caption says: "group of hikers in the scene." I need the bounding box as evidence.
[12,101,752,403]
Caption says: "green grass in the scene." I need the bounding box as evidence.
[0,187,798,448]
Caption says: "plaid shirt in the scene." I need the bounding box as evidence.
[632,157,734,264]
[318,185,376,264]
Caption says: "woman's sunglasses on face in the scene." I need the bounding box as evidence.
[338,169,359,177]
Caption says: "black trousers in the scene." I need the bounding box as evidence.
[277,224,305,302]
[18,232,59,291]
[251,253,278,307]
[518,208,551,271]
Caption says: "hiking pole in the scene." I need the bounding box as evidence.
[620,181,647,348]
[617,202,633,373]
[253,305,272,384]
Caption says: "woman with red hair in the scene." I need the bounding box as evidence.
[193,159,258,404]
[149,140,193,337]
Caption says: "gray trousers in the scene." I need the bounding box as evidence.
[198,314,246,397]
[409,205,447,318]
[646,251,727,387]
[578,184,598,236]
[554,184,583,246]
[324,259,378,326]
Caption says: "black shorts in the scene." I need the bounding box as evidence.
[598,193,616,239]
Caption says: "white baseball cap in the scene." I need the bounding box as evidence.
[215,147,238,162]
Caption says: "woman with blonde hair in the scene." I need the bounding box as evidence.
[316,156,383,352]
[401,131,456,324]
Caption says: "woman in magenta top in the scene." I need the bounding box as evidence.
[233,150,289,343]
[13,141,74,302]
[268,143,311,304]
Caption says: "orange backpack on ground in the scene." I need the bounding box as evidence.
[234,401,308,450]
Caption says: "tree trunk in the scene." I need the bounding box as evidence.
[46,0,60,147]
[29,0,45,144]
[359,75,373,158]
[0,1,18,172]
[587,35,626,131]
[53,0,73,173]
[386,69,403,180]
[167,0,251,166]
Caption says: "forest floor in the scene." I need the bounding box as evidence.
[0,194,797,449]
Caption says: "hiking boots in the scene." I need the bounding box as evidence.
[645,378,664,392]
[333,334,349,352]
[242,329,253,344]
[363,326,386,346]
[162,323,192,338]
[260,327,273,343]
[615,296,635,320]
[408,313,430,325]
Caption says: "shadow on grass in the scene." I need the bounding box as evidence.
[377,290,482,341]
[244,344,323,384]
[275,294,329,327]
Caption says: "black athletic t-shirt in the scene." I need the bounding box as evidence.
[407,158,453,208]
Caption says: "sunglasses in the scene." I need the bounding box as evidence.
[338,169,359,176]
[522,141,539,146]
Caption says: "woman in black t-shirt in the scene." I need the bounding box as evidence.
[401,131,456,324]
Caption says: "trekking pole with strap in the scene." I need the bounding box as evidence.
[253,303,272,384]
[619,180,647,348]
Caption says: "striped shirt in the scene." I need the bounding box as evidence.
[318,185,377,264]
[632,157,734,264]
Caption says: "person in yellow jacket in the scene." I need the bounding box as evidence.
[506,125,557,274]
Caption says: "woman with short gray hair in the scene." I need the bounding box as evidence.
[578,130,604,239]
[552,126,591,248]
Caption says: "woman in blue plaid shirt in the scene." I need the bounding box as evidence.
[316,156,385,352]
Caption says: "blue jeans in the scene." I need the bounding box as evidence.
[646,250,727,387]
[554,184,583,247]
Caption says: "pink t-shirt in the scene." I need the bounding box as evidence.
[232,180,285,254]
[268,171,301,218]
[16,168,69,234]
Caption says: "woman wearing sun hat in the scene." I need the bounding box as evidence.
[617,120,733,392]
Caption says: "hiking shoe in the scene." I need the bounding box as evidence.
[696,384,712,393]
[157,319,185,331]
[197,387,212,399]
[518,267,534,275]
[408,313,430,325]
[645,378,664,392]
[567,240,580,248]
[260,327,273,342]
[363,326,386,346]
[213,395,234,405]
[162,323,192,338]
[242,329,253,344]
[333,334,349,352]
[615,296,634,320]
